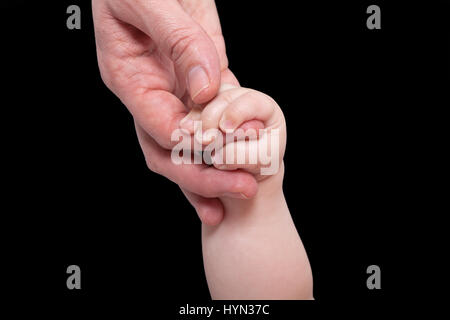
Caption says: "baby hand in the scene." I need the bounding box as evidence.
[188,84,286,182]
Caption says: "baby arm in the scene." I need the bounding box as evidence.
[197,85,313,300]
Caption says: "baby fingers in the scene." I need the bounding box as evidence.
[211,128,283,177]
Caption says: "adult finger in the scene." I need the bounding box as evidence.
[178,0,229,71]
[181,188,224,226]
[107,0,221,103]
[135,123,258,199]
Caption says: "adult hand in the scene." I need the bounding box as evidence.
[92,0,258,225]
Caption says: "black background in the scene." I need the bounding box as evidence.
[1,0,448,317]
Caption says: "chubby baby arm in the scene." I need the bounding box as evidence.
[197,85,313,300]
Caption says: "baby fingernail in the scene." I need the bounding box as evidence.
[220,118,235,133]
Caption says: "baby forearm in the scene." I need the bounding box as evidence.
[201,166,313,299]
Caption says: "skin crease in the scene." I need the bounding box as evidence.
[199,86,314,300]
[92,0,313,299]
[92,0,263,225]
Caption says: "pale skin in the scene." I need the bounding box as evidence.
[93,0,312,299]
[184,85,314,300]
[92,0,261,226]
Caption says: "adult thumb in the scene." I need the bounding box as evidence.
[108,0,221,104]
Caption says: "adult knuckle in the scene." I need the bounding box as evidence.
[167,27,198,63]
